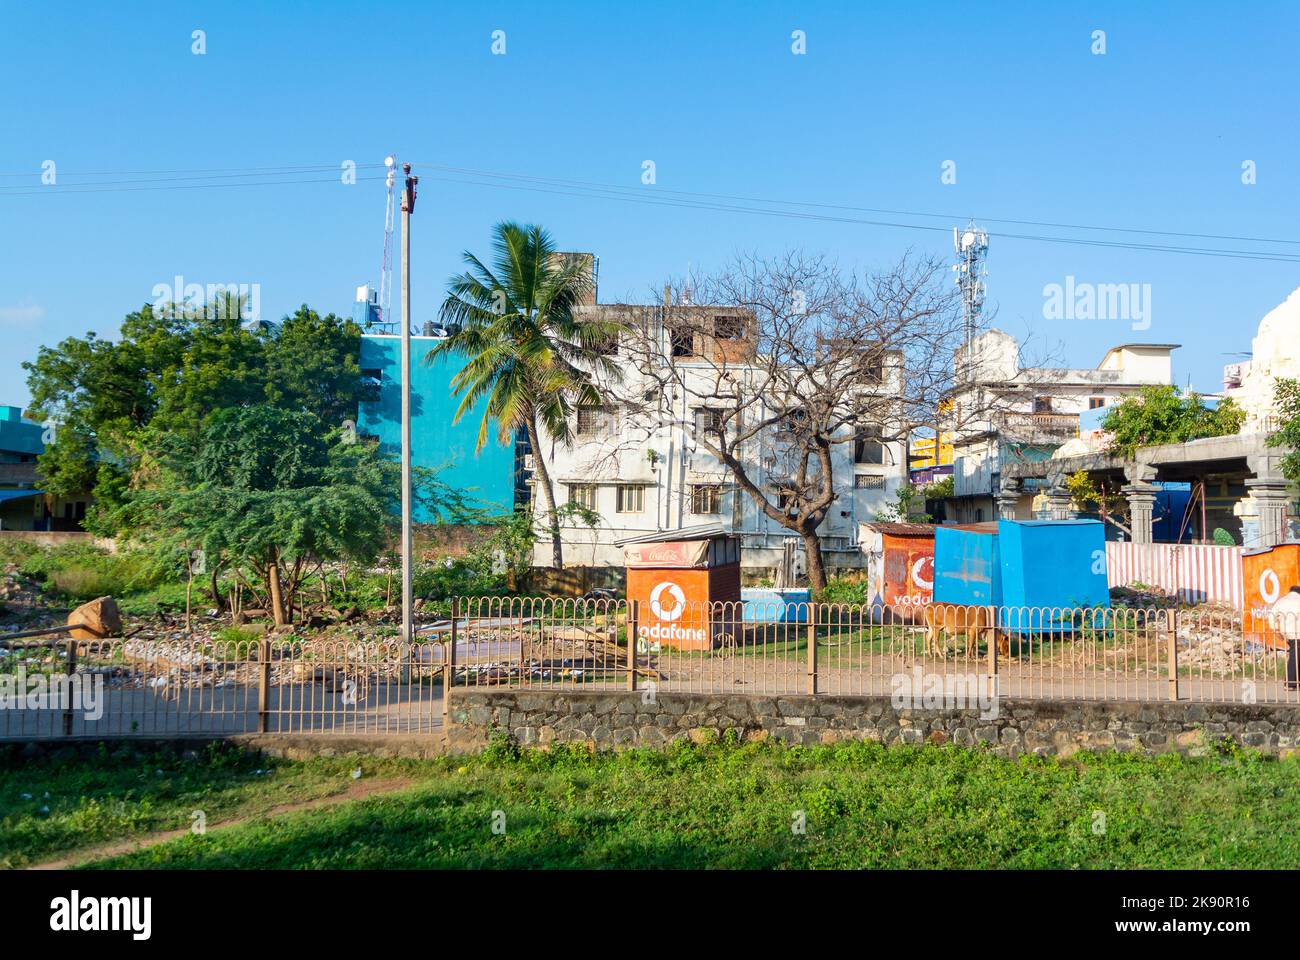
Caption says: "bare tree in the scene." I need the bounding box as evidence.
[601,251,970,591]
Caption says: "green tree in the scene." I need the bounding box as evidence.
[111,406,398,626]
[1102,385,1244,458]
[23,301,364,532]
[1267,377,1300,484]
[427,222,627,569]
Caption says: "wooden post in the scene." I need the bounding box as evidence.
[626,600,638,692]
[257,638,272,733]
[806,603,818,696]
[62,637,77,736]
[1167,608,1179,702]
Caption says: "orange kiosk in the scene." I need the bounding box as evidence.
[1243,544,1300,650]
[619,525,741,652]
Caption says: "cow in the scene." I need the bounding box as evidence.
[921,603,1007,660]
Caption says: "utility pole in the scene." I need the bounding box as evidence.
[400,163,418,674]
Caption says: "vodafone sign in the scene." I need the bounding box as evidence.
[648,581,686,621]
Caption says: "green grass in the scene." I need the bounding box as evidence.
[0,742,428,868]
[42,737,1300,870]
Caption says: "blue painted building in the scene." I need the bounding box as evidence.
[0,406,50,529]
[356,334,516,522]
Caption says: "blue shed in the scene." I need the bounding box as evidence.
[932,523,1001,606]
[997,519,1109,610]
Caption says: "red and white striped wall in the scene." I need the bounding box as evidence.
[1105,542,1244,608]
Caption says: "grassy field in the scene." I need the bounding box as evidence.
[0,743,430,868]
[2,737,1294,870]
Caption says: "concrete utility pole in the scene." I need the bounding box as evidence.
[400,163,418,668]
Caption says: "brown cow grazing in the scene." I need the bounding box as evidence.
[922,603,1007,660]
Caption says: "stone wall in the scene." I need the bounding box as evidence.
[444,688,1300,758]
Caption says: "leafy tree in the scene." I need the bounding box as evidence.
[1267,378,1300,484]
[1102,385,1244,458]
[23,301,365,532]
[427,222,626,569]
[1065,470,1132,537]
[110,407,398,626]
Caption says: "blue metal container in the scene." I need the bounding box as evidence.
[932,524,1001,606]
[741,588,810,623]
[997,519,1109,609]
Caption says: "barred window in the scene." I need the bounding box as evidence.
[576,405,617,437]
[694,407,724,436]
[854,474,885,490]
[568,484,598,510]
[690,484,722,515]
[616,485,644,513]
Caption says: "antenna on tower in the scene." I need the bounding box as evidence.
[952,220,989,378]
[376,154,399,333]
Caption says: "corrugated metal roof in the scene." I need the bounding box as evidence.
[859,522,935,537]
[0,489,42,503]
[614,523,732,546]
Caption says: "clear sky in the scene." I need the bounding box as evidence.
[3,0,1299,408]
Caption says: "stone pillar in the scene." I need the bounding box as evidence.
[1242,478,1292,549]
[1122,484,1158,544]
[995,478,1022,520]
[1042,479,1076,521]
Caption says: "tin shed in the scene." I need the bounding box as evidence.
[933,523,1001,607]
[618,524,741,652]
[997,519,1109,610]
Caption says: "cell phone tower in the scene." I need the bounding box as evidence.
[377,154,398,332]
[952,220,989,357]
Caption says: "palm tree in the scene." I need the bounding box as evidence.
[427,222,625,569]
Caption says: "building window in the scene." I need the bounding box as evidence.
[568,484,598,510]
[669,322,695,358]
[1033,396,1054,413]
[693,407,724,436]
[691,484,722,515]
[713,315,745,340]
[576,405,617,437]
[616,485,644,513]
[854,474,885,490]
[1088,397,1105,409]
[777,489,797,512]
[854,425,884,464]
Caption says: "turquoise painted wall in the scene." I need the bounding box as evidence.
[357,335,515,522]
[0,406,43,460]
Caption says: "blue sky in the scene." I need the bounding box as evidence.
[3,0,1299,407]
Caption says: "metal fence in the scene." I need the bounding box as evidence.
[3,597,1298,741]
[0,634,446,740]
[452,596,1300,706]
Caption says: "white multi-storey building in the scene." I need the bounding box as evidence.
[526,275,910,580]
[946,330,1178,523]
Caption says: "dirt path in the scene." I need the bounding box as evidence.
[26,776,417,870]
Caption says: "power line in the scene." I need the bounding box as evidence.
[415,172,1300,264]
[4,157,1299,263]
[410,161,1300,248]
[0,161,388,178]
[0,174,390,197]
